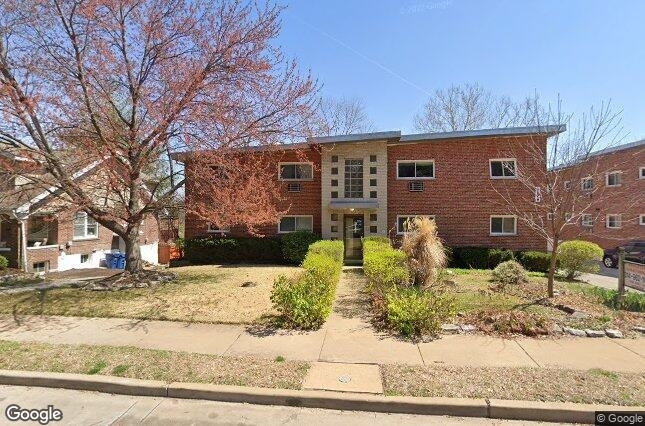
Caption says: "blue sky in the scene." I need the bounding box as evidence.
[277,0,645,141]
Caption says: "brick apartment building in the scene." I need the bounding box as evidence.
[558,138,645,249]
[183,125,565,262]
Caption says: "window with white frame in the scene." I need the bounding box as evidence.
[396,160,435,179]
[73,212,98,239]
[489,159,516,179]
[547,212,554,221]
[564,180,571,191]
[640,167,645,179]
[395,215,435,234]
[490,216,517,236]
[565,212,573,223]
[278,163,313,181]
[639,214,645,226]
[606,214,622,229]
[581,177,594,191]
[344,159,364,198]
[207,223,229,233]
[581,214,593,227]
[605,171,622,187]
[278,216,313,233]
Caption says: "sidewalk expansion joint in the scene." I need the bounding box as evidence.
[609,339,645,359]
[221,331,243,356]
[416,343,426,366]
[317,329,328,361]
[514,340,541,367]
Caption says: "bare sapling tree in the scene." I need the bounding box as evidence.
[492,99,634,298]
[413,82,545,132]
[312,96,375,136]
[400,217,448,289]
[0,0,316,272]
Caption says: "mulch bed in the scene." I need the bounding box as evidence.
[83,269,177,291]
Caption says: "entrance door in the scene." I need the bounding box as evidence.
[344,215,364,263]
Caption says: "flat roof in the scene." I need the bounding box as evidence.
[308,131,401,144]
[588,138,645,158]
[399,125,566,142]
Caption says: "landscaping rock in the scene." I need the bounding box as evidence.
[571,311,590,319]
[440,324,460,334]
[460,324,477,333]
[551,324,563,334]
[563,327,586,337]
[605,329,623,339]
[632,326,645,334]
[585,329,605,338]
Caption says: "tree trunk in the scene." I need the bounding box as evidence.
[547,240,559,298]
[124,226,143,273]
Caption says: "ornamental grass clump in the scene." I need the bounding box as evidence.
[400,217,448,289]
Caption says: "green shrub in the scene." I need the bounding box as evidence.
[491,260,528,288]
[271,240,344,329]
[363,239,410,294]
[385,288,455,337]
[583,286,645,313]
[281,230,321,264]
[557,240,603,280]
[0,255,7,270]
[519,251,552,272]
[455,247,489,269]
[488,249,515,268]
[185,237,283,264]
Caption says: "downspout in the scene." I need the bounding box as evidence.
[19,220,27,273]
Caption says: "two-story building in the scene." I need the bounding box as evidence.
[558,138,645,249]
[183,125,565,262]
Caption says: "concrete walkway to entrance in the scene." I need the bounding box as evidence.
[0,269,644,373]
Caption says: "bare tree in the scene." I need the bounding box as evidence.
[0,0,316,272]
[313,96,375,136]
[413,83,545,132]
[492,99,636,297]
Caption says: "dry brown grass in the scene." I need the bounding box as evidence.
[383,364,645,406]
[0,264,301,324]
[0,339,308,389]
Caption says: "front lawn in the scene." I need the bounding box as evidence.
[0,265,301,324]
[446,268,644,336]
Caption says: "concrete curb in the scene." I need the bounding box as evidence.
[0,370,640,424]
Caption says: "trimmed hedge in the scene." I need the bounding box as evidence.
[363,237,410,293]
[281,230,322,265]
[185,237,284,264]
[519,251,552,272]
[0,255,7,270]
[271,240,344,329]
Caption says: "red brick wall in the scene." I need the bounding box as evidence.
[387,135,548,251]
[184,147,322,239]
[24,210,160,272]
[559,144,645,249]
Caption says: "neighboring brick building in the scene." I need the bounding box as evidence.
[558,139,645,249]
[0,154,160,273]
[183,126,565,262]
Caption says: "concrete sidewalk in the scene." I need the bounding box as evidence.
[1,314,644,373]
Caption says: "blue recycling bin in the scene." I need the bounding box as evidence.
[105,253,117,269]
[116,253,126,269]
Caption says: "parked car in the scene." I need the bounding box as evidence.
[603,240,645,268]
